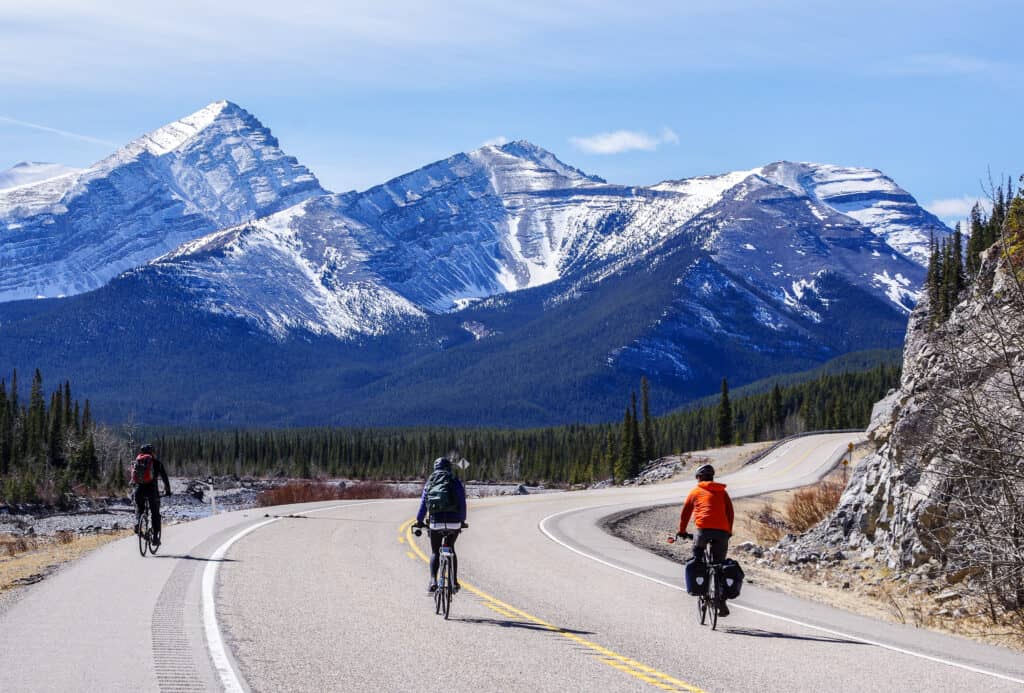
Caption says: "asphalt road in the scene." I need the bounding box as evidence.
[3,433,1022,692]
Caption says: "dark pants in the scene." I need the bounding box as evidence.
[429,530,459,584]
[693,528,730,563]
[134,484,161,540]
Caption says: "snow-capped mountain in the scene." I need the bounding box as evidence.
[0,102,953,426]
[0,101,323,301]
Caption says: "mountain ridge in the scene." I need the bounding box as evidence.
[0,101,952,426]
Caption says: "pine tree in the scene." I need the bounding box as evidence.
[770,384,784,437]
[641,376,654,462]
[717,378,733,447]
[616,409,633,483]
[604,429,616,482]
[630,392,643,477]
[951,223,965,304]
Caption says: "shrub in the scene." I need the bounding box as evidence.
[256,481,417,507]
[784,481,844,533]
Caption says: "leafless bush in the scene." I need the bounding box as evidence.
[909,232,1024,632]
[54,530,75,545]
[784,481,844,533]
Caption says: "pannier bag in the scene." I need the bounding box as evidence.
[721,558,745,600]
[684,557,708,596]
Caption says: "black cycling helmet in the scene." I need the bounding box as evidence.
[433,457,451,471]
[139,444,155,455]
[695,463,715,480]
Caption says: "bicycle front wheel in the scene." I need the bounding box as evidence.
[442,559,453,620]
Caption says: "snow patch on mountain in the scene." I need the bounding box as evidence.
[152,198,423,339]
[871,270,917,312]
[0,162,82,191]
[759,162,948,265]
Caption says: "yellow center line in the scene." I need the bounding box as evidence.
[402,519,705,693]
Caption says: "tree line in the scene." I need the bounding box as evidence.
[146,363,899,487]
[928,177,1017,326]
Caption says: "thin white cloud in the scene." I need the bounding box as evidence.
[659,127,680,145]
[570,127,680,155]
[0,115,116,147]
[927,195,991,219]
[481,135,510,147]
[889,53,1003,77]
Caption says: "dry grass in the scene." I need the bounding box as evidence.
[256,481,417,507]
[1,533,38,558]
[0,530,129,593]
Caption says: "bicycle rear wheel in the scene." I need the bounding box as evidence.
[434,555,446,615]
[138,502,149,557]
[708,568,719,631]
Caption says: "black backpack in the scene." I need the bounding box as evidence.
[425,470,458,514]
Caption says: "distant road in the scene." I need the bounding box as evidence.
[2,432,1022,692]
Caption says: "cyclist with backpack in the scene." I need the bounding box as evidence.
[132,444,171,547]
[413,457,467,593]
[677,463,735,616]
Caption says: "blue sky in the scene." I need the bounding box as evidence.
[2,1,1020,225]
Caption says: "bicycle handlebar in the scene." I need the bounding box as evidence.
[412,521,468,537]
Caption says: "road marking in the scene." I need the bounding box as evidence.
[203,501,388,693]
[402,520,704,693]
[539,507,1024,686]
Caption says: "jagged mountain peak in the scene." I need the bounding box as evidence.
[0,100,324,302]
[489,139,606,184]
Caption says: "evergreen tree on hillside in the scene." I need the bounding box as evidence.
[641,376,654,463]
[770,384,784,438]
[630,391,643,475]
[605,429,616,483]
[616,408,634,483]
[717,378,733,447]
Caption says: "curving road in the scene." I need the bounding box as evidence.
[2,433,1022,692]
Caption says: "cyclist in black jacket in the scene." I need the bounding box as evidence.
[132,444,171,547]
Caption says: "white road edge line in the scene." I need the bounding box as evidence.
[538,507,1024,686]
[201,501,386,693]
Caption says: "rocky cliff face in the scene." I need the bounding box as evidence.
[807,244,1024,575]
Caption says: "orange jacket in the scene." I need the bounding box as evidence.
[678,481,734,534]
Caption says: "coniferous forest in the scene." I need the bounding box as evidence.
[144,360,899,486]
[0,357,901,507]
[0,369,113,505]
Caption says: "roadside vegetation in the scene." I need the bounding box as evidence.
[255,481,418,506]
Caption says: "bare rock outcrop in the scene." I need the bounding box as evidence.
[798,244,1024,589]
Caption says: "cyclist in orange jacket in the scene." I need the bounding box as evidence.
[677,463,734,615]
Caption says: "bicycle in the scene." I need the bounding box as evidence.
[670,533,723,630]
[414,522,467,620]
[135,494,159,556]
